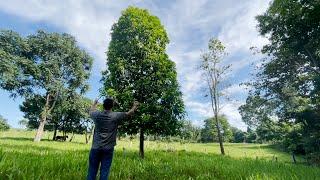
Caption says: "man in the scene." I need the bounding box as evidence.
[87,98,139,180]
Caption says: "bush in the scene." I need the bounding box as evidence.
[0,115,10,131]
[306,152,320,166]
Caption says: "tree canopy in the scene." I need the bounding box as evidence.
[102,7,184,157]
[200,115,233,143]
[0,115,10,131]
[240,0,320,160]
[0,30,93,141]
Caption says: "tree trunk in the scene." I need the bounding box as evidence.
[34,93,59,142]
[88,132,92,143]
[215,115,225,155]
[292,153,297,164]
[212,72,225,155]
[69,132,74,142]
[34,94,51,142]
[139,128,144,158]
[34,120,46,142]
[85,130,88,144]
[53,123,58,141]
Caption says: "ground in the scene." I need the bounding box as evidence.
[0,130,319,180]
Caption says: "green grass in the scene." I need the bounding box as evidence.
[0,130,319,179]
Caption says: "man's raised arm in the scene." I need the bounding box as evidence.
[89,98,99,115]
[126,101,139,116]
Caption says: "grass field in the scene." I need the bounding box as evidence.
[0,130,319,179]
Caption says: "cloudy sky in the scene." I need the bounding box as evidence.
[0,0,271,130]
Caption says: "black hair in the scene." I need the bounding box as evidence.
[103,98,114,110]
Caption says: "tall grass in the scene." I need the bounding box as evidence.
[0,130,319,179]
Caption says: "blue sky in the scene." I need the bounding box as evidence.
[0,0,270,130]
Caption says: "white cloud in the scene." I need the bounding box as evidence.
[185,99,246,131]
[223,84,251,97]
[0,0,132,70]
[0,0,270,130]
[220,103,247,131]
[218,0,270,53]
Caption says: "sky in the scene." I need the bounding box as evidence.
[0,0,271,130]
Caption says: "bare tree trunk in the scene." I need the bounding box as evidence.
[53,123,58,141]
[213,90,225,155]
[88,132,92,143]
[34,93,58,142]
[292,153,297,164]
[214,114,225,155]
[34,120,46,142]
[209,66,225,155]
[85,130,88,144]
[69,131,74,142]
[87,126,94,144]
[34,94,51,142]
[139,128,144,158]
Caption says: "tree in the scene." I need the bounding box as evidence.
[239,95,278,129]
[180,120,201,142]
[0,115,10,131]
[230,127,246,143]
[19,92,93,141]
[18,119,28,129]
[59,94,92,142]
[200,38,231,155]
[245,127,257,143]
[241,0,320,158]
[0,30,93,141]
[102,7,184,158]
[200,115,233,143]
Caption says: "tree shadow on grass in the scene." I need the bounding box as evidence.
[0,142,89,155]
[0,137,52,142]
[0,137,88,145]
[236,144,279,150]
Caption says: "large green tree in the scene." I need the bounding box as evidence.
[200,115,233,143]
[179,120,201,142]
[230,127,246,143]
[0,30,93,141]
[240,0,320,158]
[102,7,184,158]
[20,92,93,141]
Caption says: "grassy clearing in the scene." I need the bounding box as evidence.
[0,130,319,179]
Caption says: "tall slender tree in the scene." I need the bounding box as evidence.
[102,7,184,158]
[200,38,231,155]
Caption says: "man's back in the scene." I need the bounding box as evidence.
[90,111,126,149]
[87,99,138,180]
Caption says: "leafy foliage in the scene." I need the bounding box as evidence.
[20,93,93,135]
[0,115,10,131]
[0,29,93,141]
[200,115,233,143]
[179,120,201,142]
[102,7,184,156]
[240,0,320,159]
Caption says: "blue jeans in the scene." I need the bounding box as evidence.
[87,148,114,180]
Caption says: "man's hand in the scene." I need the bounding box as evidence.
[133,101,140,108]
[126,101,140,116]
[89,97,100,114]
[93,98,99,105]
